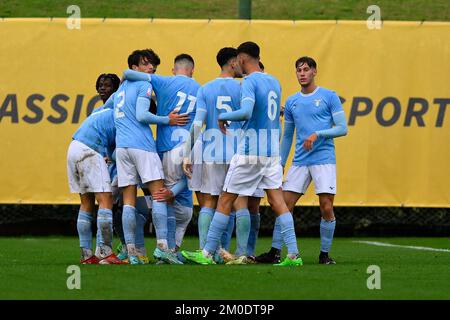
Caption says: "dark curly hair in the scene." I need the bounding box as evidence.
[95,73,120,92]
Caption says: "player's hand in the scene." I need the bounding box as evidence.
[168,110,189,126]
[218,120,229,134]
[182,157,193,179]
[152,187,175,203]
[303,133,318,151]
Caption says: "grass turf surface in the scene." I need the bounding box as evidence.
[0,236,449,299]
[0,0,449,21]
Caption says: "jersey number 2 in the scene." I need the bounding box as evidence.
[115,91,125,118]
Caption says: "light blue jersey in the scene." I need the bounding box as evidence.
[113,80,156,152]
[150,74,201,152]
[284,86,344,166]
[239,72,281,157]
[73,108,116,157]
[196,77,242,163]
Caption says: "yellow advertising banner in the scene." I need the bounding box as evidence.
[0,19,449,206]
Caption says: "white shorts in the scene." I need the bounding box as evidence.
[67,140,111,194]
[116,148,164,188]
[223,155,282,196]
[188,139,203,191]
[200,162,229,196]
[251,188,265,198]
[283,164,337,195]
[162,144,184,189]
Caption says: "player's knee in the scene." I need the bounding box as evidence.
[320,202,334,218]
[267,197,285,212]
[97,193,113,209]
[176,207,193,227]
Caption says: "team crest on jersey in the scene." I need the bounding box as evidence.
[314,99,322,107]
[146,87,151,97]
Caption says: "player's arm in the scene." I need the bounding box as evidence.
[122,69,166,92]
[135,84,188,126]
[303,93,348,150]
[152,176,188,202]
[182,88,206,177]
[217,78,255,133]
[123,69,151,82]
[315,93,348,138]
[280,102,295,167]
[315,111,348,138]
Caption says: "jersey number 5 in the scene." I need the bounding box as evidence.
[216,96,232,125]
[268,90,278,121]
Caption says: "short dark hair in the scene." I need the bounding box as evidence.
[237,41,260,59]
[95,73,120,92]
[128,49,161,69]
[295,56,317,69]
[174,53,195,67]
[259,61,265,71]
[216,47,238,68]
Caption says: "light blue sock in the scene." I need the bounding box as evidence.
[97,208,113,248]
[122,205,136,245]
[279,212,298,256]
[96,226,104,248]
[77,210,93,249]
[167,204,177,250]
[235,208,250,257]
[247,213,260,256]
[320,218,336,253]
[198,207,215,249]
[152,200,168,248]
[271,218,283,250]
[204,211,230,255]
[135,197,150,248]
[221,211,235,251]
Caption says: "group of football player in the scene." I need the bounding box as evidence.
[67,41,348,266]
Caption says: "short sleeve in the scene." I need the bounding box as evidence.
[196,86,207,113]
[284,96,294,123]
[241,77,256,105]
[329,91,344,115]
[137,82,153,100]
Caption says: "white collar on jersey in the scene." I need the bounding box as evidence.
[299,86,320,97]
[243,71,265,78]
[175,74,190,78]
[215,77,234,80]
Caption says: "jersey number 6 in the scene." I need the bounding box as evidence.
[268,90,278,121]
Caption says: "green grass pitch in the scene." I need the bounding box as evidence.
[0,236,449,299]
